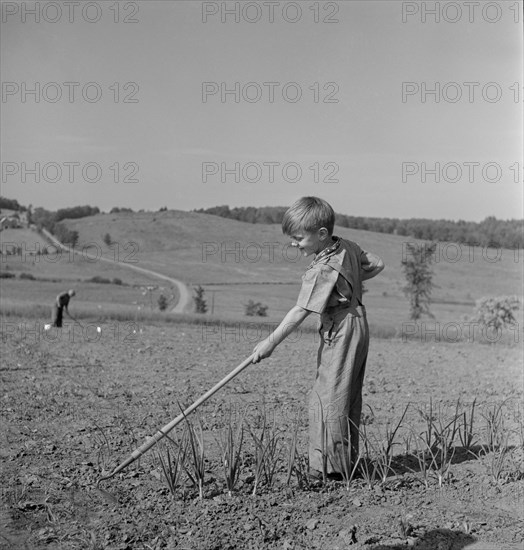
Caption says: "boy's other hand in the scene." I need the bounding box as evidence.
[252,338,275,363]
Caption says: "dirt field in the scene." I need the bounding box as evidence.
[1,318,522,550]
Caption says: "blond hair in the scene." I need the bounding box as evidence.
[281,196,335,236]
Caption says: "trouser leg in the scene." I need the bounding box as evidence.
[308,307,369,474]
[52,305,63,327]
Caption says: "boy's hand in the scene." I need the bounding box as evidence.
[252,338,276,363]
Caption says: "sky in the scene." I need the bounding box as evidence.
[1,0,523,222]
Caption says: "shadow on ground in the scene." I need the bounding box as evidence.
[369,528,476,549]
[390,445,492,476]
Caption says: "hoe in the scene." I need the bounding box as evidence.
[98,353,255,483]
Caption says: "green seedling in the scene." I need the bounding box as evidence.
[357,421,379,489]
[488,434,510,482]
[247,408,282,495]
[156,437,187,498]
[179,411,206,499]
[458,398,478,453]
[216,410,245,496]
[329,417,361,490]
[482,401,507,453]
[410,425,455,489]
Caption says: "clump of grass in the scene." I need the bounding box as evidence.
[92,421,113,475]
[247,408,282,495]
[285,414,311,490]
[216,409,245,496]
[410,400,458,488]
[409,429,432,489]
[458,398,478,454]
[179,412,206,499]
[156,437,186,498]
[482,401,506,452]
[488,436,510,482]
[418,398,460,448]
[354,404,410,487]
[375,404,410,483]
[358,421,378,489]
[330,417,361,490]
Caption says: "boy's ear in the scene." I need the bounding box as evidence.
[318,227,329,240]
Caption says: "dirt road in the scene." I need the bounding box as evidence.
[39,228,191,312]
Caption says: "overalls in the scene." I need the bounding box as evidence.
[307,247,370,474]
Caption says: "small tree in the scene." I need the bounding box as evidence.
[194,286,207,314]
[158,294,168,311]
[103,233,112,246]
[401,242,436,320]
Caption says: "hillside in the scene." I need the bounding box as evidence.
[2,209,521,331]
[57,210,523,325]
[0,226,169,318]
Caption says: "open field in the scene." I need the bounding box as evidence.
[0,318,523,549]
[3,211,522,333]
[60,210,522,302]
[1,212,522,548]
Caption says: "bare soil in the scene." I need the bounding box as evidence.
[1,320,522,549]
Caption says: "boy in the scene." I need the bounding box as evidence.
[252,197,384,480]
[52,289,76,328]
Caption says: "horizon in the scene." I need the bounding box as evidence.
[2,196,523,224]
[1,1,523,222]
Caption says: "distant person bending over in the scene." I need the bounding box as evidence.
[52,289,76,327]
[252,197,384,481]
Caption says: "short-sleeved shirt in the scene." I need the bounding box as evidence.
[296,237,371,314]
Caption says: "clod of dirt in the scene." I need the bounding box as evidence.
[306,518,320,530]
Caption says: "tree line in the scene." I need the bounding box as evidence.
[2,196,522,249]
[29,205,101,248]
[194,205,523,249]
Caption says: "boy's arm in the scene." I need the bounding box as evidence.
[252,305,311,363]
[361,251,385,281]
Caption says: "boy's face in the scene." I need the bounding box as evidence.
[289,228,331,257]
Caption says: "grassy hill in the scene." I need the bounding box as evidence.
[67,210,523,328]
[1,210,522,335]
[0,226,170,320]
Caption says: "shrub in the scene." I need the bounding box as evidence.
[87,275,111,284]
[245,300,268,317]
[19,273,36,280]
[472,296,520,331]
[0,271,16,279]
[103,233,112,246]
[158,294,168,311]
[112,277,123,285]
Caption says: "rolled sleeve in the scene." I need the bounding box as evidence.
[296,264,338,314]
